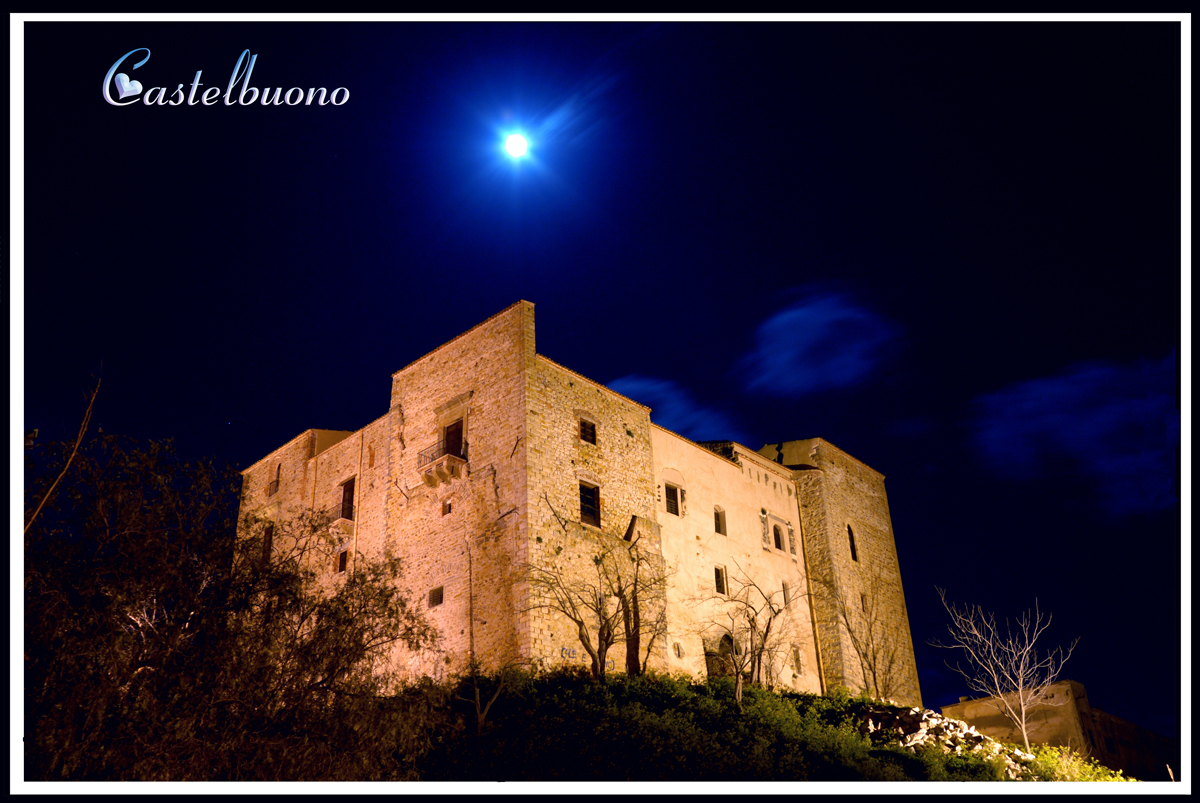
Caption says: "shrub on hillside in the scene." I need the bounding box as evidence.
[1025,744,1137,782]
[427,670,1007,781]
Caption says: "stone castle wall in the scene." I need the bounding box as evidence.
[941,680,1180,781]
[654,429,822,693]
[771,439,922,708]
[523,354,660,673]
[381,301,535,676]
[241,428,355,571]
[239,302,921,704]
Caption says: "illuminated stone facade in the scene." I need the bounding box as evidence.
[941,680,1179,781]
[239,301,922,706]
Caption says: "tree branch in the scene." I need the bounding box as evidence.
[25,376,101,534]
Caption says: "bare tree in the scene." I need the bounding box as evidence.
[618,534,671,677]
[24,375,100,534]
[525,529,667,683]
[931,588,1079,751]
[694,563,798,704]
[635,590,670,676]
[810,570,904,702]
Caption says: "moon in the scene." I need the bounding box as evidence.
[505,134,528,158]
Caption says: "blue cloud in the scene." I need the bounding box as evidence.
[737,293,900,397]
[974,354,1178,515]
[607,375,754,446]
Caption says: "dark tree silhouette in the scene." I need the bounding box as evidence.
[24,434,436,780]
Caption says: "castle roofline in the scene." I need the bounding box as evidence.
[653,425,742,469]
[239,427,356,475]
[651,426,794,479]
[536,354,651,413]
[392,300,534,377]
[759,437,886,479]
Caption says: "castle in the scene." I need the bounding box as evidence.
[239,301,922,707]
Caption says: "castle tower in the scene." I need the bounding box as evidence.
[760,439,922,708]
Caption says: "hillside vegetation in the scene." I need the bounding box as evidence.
[419,668,1135,782]
[24,435,1135,783]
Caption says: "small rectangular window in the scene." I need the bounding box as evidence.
[340,478,356,521]
[714,508,727,535]
[336,550,348,574]
[580,483,601,527]
[665,484,679,516]
[428,586,444,607]
[714,565,727,596]
[267,464,281,497]
[782,581,791,607]
[442,500,452,516]
[847,524,858,562]
[580,419,597,445]
[792,644,803,674]
[262,524,275,563]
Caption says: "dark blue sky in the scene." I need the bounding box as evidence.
[19,19,1184,740]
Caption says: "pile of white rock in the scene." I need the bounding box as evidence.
[854,703,1036,780]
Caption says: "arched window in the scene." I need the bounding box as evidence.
[714,506,727,535]
[705,634,742,678]
[718,635,738,675]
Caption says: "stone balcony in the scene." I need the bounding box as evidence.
[418,439,468,487]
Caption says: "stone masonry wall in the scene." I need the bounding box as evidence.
[240,429,353,568]
[791,439,922,708]
[940,680,1179,781]
[239,305,925,707]
[307,425,374,577]
[653,429,822,693]
[791,468,847,697]
[381,301,535,678]
[523,355,660,674]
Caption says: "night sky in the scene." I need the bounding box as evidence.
[17,19,1185,741]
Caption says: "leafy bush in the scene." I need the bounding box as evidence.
[1025,744,1137,782]
[928,749,1008,781]
[425,671,987,781]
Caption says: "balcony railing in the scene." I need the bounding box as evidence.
[417,439,468,469]
[317,501,356,524]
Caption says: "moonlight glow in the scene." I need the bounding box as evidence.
[505,134,528,158]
